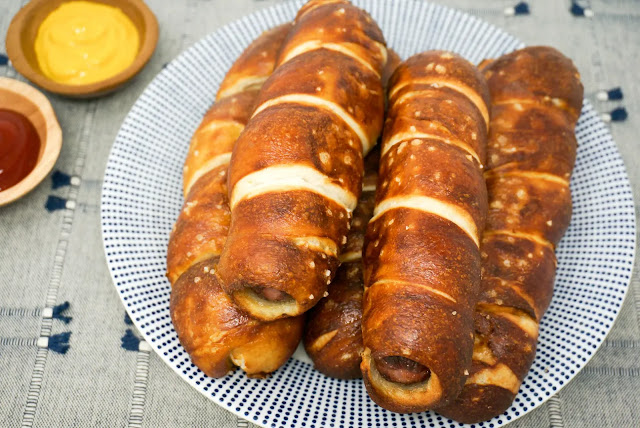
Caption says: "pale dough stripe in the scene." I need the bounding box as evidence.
[494,97,573,113]
[487,277,539,320]
[472,342,497,365]
[370,278,457,304]
[382,130,481,164]
[292,236,339,257]
[291,5,389,71]
[280,41,379,76]
[297,0,344,19]
[485,169,570,187]
[482,230,553,250]
[196,119,244,135]
[466,363,521,394]
[184,153,232,196]
[371,195,479,247]
[374,41,388,67]
[389,79,489,127]
[252,94,372,154]
[308,329,338,352]
[230,164,358,212]
[497,311,539,339]
[362,183,377,192]
[478,304,539,339]
[216,76,269,100]
[339,250,362,263]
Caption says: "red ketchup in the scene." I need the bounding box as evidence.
[0,109,41,192]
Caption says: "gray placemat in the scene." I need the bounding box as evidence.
[1,0,638,427]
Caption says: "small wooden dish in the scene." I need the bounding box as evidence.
[0,77,62,206]
[5,0,159,98]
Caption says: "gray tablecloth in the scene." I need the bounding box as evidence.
[1,0,639,426]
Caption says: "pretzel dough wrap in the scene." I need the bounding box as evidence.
[303,50,400,379]
[167,25,304,379]
[303,149,379,379]
[361,51,490,412]
[218,0,387,321]
[437,46,583,423]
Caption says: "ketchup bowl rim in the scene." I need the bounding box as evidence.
[0,77,62,206]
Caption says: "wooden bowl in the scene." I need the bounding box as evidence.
[0,77,62,206]
[5,0,159,98]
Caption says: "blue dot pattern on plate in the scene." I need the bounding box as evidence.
[100,0,636,427]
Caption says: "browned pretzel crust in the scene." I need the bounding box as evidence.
[361,51,490,413]
[303,149,379,379]
[303,50,400,380]
[217,0,387,321]
[437,46,583,423]
[167,24,304,379]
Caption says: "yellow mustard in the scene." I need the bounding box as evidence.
[34,1,140,85]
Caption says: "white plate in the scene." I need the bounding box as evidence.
[100,1,637,426]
